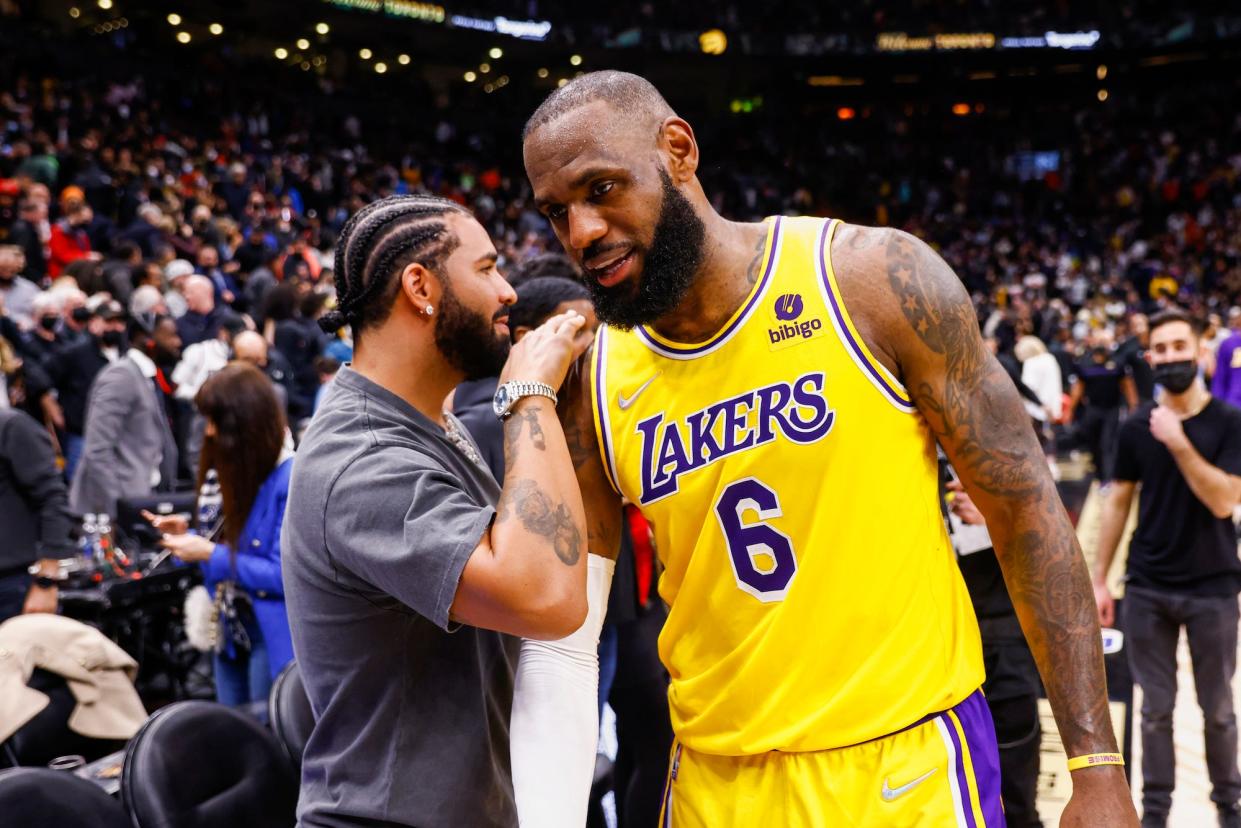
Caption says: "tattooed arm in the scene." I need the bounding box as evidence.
[451,311,590,640]
[833,225,1138,827]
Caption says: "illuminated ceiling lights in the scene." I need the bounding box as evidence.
[699,29,727,55]
[1096,65,1108,80]
[479,62,491,73]
[209,23,223,35]
[537,68,549,78]
[359,48,372,59]
[97,0,112,9]
[398,54,410,65]
[489,47,503,59]
[836,107,856,120]
[1097,89,1109,101]
[569,54,582,66]
[557,78,568,87]
[951,102,971,116]
[316,22,330,35]
[296,38,310,50]
[69,7,81,18]
[166,13,181,25]
[375,62,388,74]
[275,47,289,59]
[176,31,191,44]
[464,71,477,81]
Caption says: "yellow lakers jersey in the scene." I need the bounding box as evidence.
[591,216,984,755]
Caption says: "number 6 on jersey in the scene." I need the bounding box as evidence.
[713,477,798,602]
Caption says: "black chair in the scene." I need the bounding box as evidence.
[121,700,296,828]
[268,661,314,772]
[1,668,128,768]
[0,766,129,828]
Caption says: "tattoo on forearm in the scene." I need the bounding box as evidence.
[497,479,582,565]
[502,404,546,470]
[881,228,1115,754]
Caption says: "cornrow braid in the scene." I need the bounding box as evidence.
[320,194,471,337]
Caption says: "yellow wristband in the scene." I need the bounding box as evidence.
[1066,752,1124,771]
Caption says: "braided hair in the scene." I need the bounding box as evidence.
[319,195,470,338]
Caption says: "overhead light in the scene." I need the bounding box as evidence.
[398,54,410,65]
[464,71,476,82]
[497,75,509,86]
[313,56,326,66]
[301,62,311,71]
[209,23,223,36]
[484,83,494,93]
[699,29,727,55]
[375,62,387,74]
[557,78,568,87]
[951,102,970,116]
[489,47,503,59]
[97,0,112,9]
[315,22,330,35]
[176,31,191,44]
[479,62,491,73]
[1096,65,1108,80]
[166,13,181,25]
[836,107,856,120]
[69,7,81,18]
[537,67,548,78]
[569,54,582,66]
[1097,88,1108,101]
[296,38,310,50]
[359,48,372,60]
[275,47,288,59]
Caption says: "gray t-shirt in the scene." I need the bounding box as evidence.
[282,366,519,828]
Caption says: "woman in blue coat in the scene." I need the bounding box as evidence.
[154,362,294,705]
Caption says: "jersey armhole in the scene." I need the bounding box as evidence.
[815,219,917,413]
[590,326,623,495]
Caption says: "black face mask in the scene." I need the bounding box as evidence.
[1152,359,1197,394]
[71,307,92,324]
[39,316,59,332]
[100,330,127,350]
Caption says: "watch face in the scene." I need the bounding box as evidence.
[492,385,510,417]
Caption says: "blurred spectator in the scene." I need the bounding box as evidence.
[312,356,341,413]
[274,291,329,421]
[175,275,222,347]
[163,259,195,318]
[232,330,291,414]
[101,242,142,306]
[69,315,181,517]
[21,292,67,365]
[47,203,95,278]
[117,204,168,259]
[129,284,168,322]
[1212,308,1241,410]
[7,199,48,282]
[0,245,39,328]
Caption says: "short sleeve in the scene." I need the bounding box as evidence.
[324,449,495,630]
[1113,415,1144,482]
[1213,408,1241,477]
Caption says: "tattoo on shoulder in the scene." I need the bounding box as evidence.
[744,228,767,286]
[559,354,600,472]
[884,230,1041,498]
[496,479,582,565]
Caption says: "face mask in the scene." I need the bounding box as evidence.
[71,307,92,323]
[1152,359,1197,394]
[39,316,58,332]
[101,330,127,350]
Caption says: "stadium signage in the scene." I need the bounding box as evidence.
[449,14,553,40]
[1000,30,1102,50]
[879,29,1102,52]
[325,0,445,23]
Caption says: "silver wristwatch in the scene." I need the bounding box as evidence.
[492,380,558,419]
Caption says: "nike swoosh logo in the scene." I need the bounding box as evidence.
[618,371,662,410]
[881,768,937,802]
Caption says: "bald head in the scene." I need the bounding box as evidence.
[184,275,216,314]
[232,331,268,367]
[523,71,675,141]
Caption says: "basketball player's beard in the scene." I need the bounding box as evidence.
[434,280,511,381]
[586,168,706,330]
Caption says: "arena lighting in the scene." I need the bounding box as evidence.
[569,54,582,66]
[497,75,509,87]
[447,14,551,40]
[69,7,81,18]
[176,31,191,44]
[537,67,548,78]
[489,47,503,59]
[375,62,388,73]
[1097,65,1108,80]
[316,22,330,34]
[463,70,476,81]
[313,56,326,66]
[209,23,223,35]
[699,29,727,55]
[297,38,311,49]
[359,47,372,59]
[166,13,181,25]
[97,0,112,8]
[836,107,856,120]
[275,47,289,59]
[807,75,864,87]
[483,83,494,93]
[479,62,491,73]
[301,61,311,70]
[1098,89,1108,101]
[952,102,970,116]
[398,53,410,64]
[557,78,568,87]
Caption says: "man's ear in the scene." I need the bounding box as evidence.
[660,117,699,183]
[400,261,436,316]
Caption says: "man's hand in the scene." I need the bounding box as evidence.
[1060,766,1139,827]
[1149,406,1189,452]
[22,581,58,614]
[499,310,589,391]
[143,509,189,535]
[947,480,986,526]
[1093,581,1115,628]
